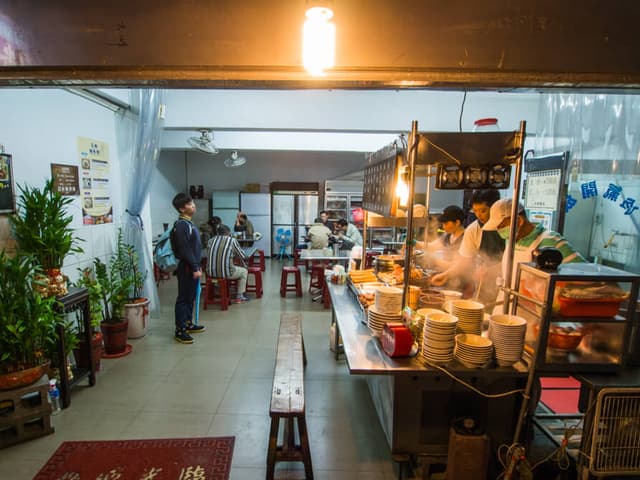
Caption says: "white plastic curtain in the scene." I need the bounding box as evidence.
[120,89,165,314]
[535,93,640,271]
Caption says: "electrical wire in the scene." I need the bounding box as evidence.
[459,90,467,132]
[423,358,527,399]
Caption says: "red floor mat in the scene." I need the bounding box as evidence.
[34,437,235,480]
[539,376,581,414]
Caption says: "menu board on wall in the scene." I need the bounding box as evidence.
[51,164,80,196]
[77,137,113,225]
[0,153,15,214]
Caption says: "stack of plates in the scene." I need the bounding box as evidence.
[450,300,485,335]
[416,308,444,349]
[368,306,401,337]
[454,334,494,368]
[488,314,527,366]
[440,290,463,312]
[375,286,403,314]
[421,311,458,365]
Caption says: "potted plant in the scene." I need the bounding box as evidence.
[93,251,132,356]
[73,267,104,371]
[0,251,63,389]
[9,179,83,297]
[116,232,150,339]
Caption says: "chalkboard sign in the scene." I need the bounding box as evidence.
[0,153,15,214]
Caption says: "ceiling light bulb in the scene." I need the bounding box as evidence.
[303,6,335,76]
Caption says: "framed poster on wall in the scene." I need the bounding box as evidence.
[0,153,15,214]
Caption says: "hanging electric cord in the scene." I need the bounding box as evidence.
[459,90,467,132]
[423,359,527,399]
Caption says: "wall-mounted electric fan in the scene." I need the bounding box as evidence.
[224,150,247,168]
[187,130,219,155]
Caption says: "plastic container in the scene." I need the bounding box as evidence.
[48,379,61,415]
[473,118,500,132]
[381,322,414,357]
[557,296,622,317]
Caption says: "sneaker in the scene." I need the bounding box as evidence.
[186,323,206,334]
[174,331,194,344]
[232,295,250,304]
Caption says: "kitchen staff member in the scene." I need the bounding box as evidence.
[420,205,467,289]
[482,198,584,310]
[431,190,503,306]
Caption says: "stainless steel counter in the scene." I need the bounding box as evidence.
[327,281,529,462]
[328,281,529,376]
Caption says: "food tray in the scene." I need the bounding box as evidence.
[557,296,622,317]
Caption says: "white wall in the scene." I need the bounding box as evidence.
[0,89,123,282]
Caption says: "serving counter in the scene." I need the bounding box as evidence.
[327,281,528,463]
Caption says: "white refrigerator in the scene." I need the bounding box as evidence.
[240,193,272,256]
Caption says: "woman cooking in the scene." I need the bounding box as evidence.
[413,206,467,291]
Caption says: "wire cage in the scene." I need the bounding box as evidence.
[586,387,640,476]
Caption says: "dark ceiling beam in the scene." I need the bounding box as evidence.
[1,0,639,90]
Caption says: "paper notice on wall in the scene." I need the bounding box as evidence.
[78,137,113,225]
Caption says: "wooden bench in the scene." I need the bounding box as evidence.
[267,312,313,479]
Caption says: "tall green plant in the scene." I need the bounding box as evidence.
[113,229,147,300]
[9,179,83,270]
[0,251,62,374]
[75,267,104,330]
[93,256,130,324]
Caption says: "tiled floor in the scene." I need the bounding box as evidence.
[0,259,398,479]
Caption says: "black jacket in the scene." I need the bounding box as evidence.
[172,218,202,272]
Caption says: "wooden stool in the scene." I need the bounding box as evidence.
[248,249,266,272]
[280,266,302,297]
[204,278,237,310]
[246,266,263,298]
[309,263,325,292]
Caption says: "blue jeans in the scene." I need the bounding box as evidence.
[175,262,198,332]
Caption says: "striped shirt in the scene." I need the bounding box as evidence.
[206,235,246,278]
[516,224,584,264]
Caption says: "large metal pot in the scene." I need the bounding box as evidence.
[373,254,404,274]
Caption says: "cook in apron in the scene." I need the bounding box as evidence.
[474,230,504,312]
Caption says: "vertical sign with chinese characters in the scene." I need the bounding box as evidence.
[78,137,113,225]
[51,164,80,196]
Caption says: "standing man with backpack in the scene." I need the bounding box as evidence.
[171,193,206,344]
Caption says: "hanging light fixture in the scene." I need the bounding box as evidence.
[395,165,410,208]
[303,1,336,76]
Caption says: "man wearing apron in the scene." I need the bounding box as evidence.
[482,198,585,313]
[431,190,503,309]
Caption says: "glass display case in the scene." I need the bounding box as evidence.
[513,262,640,372]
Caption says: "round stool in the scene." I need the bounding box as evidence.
[309,263,325,292]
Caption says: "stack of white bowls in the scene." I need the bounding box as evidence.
[416,308,443,350]
[488,314,527,366]
[440,290,463,313]
[454,333,494,368]
[421,312,458,365]
[450,300,485,335]
[375,286,403,314]
[367,306,401,337]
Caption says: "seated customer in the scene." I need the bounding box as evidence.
[334,218,363,250]
[307,218,332,249]
[206,229,250,303]
[234,212,255,239]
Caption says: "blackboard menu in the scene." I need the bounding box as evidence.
[0,153,15,214]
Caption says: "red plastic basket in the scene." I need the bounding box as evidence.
[557,296,622,317]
